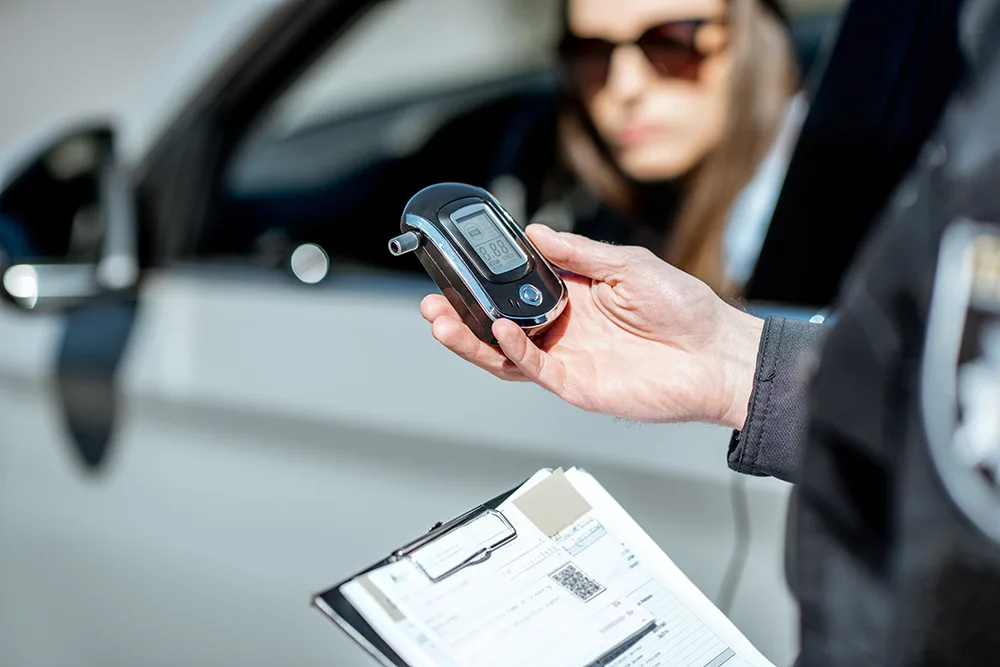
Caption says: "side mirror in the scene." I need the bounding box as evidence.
[0,123,139,311]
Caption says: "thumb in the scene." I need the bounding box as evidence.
[525,224,628,282]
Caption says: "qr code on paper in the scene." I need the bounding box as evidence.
[550,563,605,602]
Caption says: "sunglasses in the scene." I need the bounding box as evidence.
[559,19,727,88]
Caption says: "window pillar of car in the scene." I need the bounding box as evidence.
[134,0,383,268]
[0,123,140,312]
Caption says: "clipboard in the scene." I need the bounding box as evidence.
[310,480,525,667]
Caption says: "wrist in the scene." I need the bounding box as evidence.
[714,309,765,430]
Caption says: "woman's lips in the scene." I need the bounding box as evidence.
[616,124,664,147]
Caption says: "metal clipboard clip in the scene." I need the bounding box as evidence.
[389,504,517,583]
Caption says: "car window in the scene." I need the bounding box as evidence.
[208,0,847,285]
[210,0,563,278]
[260,0,560,142]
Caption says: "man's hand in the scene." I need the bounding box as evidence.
[421,225,764,429]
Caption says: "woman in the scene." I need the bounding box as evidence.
[524,0,800,294]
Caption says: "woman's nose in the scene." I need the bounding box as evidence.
[605,45,656,101]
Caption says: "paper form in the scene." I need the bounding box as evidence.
[564,468,775,667]
[333,468,774,667]
[506,468,751,667]
[559,514,737,667]
[339,576,463,667]
[338,471,558,667]
[366,501,656,667]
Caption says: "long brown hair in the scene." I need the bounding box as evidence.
[557,0,798,294]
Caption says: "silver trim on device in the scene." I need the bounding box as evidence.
[510,299,567,331]
[484,190,569,329]
[404,205,569,332]
[404,214,502,320]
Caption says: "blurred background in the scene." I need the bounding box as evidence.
[0,1,851,666]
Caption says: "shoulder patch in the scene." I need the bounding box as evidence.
[923,219,1000,543]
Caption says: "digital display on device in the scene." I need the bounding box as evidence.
[390,182,569,345]
[452,204,527,276]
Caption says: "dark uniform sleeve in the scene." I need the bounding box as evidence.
[727,317,828,482]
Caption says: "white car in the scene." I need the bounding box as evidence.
[0,1,843,666]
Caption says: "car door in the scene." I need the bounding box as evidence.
[0,1,839,666]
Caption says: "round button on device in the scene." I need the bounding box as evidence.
[519,283,543,306]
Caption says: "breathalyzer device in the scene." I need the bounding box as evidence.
[388,183,568,345]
